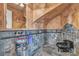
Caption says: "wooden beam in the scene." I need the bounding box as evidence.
[7,3,25,12]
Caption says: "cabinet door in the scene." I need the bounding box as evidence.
[6,9,12,29]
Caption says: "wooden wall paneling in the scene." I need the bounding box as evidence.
[34,4,70,24]
[69,4,79,29]
[0,3,5,29]
[72,12,79,29]
[46,16,62,29]
[7,4,26,29]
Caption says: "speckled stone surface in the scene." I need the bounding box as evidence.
[0,30,79,56]
[0,32,16,56]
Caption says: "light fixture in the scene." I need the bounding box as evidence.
[19,3,24,7]
[15,3,24,7]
